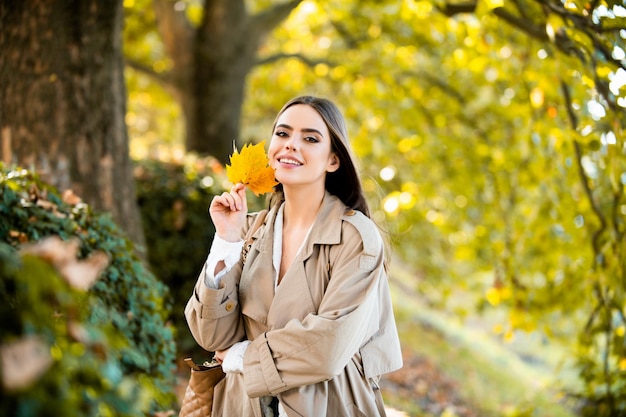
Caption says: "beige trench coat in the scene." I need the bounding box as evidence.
[185,192,403,417]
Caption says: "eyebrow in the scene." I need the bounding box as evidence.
[275,124,324,137]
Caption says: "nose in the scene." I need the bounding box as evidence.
[285,136,297,151]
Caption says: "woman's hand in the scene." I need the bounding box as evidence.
[214,348,229,364]
[209,183,248,242]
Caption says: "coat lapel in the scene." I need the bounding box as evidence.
[267,193,344,328]
[239,206,278,327]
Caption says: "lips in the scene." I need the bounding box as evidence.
[277,156,303,166]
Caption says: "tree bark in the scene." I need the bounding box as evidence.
[192,0,255,162]
[0,0,146,248]
[151,0,302,163]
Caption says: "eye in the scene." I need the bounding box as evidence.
[304,136,319,143]
[274,130,288,138]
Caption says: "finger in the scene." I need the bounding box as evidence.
[228,191,242,212]
[224,186,241,211]
[234,184,247,212]
[210,193,235,212]
[209,195,226,212]
[221,192,238,210]
[231,183,246,193]
[230,183,247,211]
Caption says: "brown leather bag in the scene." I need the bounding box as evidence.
[179,358,225,417]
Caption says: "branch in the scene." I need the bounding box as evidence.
[436,2,552,47]
[329,19,367,48]
[560,80,607,267]
[437,1,622,71]
[595,25,626,34]
[510,0,530,20]
[491,3,582,62]
[256,53,330,67]
[602,293,615,409]
[249,0,303,39]
[411,71,467,104]
[538,0,626,70]
[492,7,549,41]
[124,58,171,86]
[612,183,625,253]
[152,0,195,69]
[437,1,478,16]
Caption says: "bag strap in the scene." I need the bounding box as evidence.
[242,209,268,264]
[183,357,220,371]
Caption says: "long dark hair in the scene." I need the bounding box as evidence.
[269,96,371,218]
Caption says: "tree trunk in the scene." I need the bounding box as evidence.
[0,0,146,248]
[191,0,257,162]
[151,0,302,164]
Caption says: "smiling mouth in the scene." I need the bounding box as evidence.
[278,158,302,166]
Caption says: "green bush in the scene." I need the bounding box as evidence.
[0,166,177,415]
[134,155,264,355]
[134,156,219,355]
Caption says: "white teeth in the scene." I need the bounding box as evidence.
[279,158,302,166]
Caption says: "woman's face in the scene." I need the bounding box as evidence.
[268,104,340,190]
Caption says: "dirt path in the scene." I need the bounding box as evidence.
[380,348,480,417]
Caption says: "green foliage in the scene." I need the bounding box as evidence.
[0,242,152,416]
[134,155,266,354]
[0,165,177,414]
[134,156,219,354]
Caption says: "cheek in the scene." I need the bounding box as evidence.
[267,142,279,165]
[267,139,276,154]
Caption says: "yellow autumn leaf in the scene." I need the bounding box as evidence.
[225,141,278,196]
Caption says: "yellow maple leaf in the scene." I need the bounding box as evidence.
[225,141,278,195]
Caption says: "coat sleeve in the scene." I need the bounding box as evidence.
[184,213,259,351]
[184,263,247,351]
[242,214,390,397]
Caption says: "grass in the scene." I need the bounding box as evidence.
[382,263,579,417]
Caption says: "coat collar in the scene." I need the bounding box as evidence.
[254,191,346,258]
[297,192,345,261]
[306,191,345,244]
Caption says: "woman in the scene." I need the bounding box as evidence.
[185,95,403,416]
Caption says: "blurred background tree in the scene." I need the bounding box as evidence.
[124,0,303,162]
[1,0,625,415]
